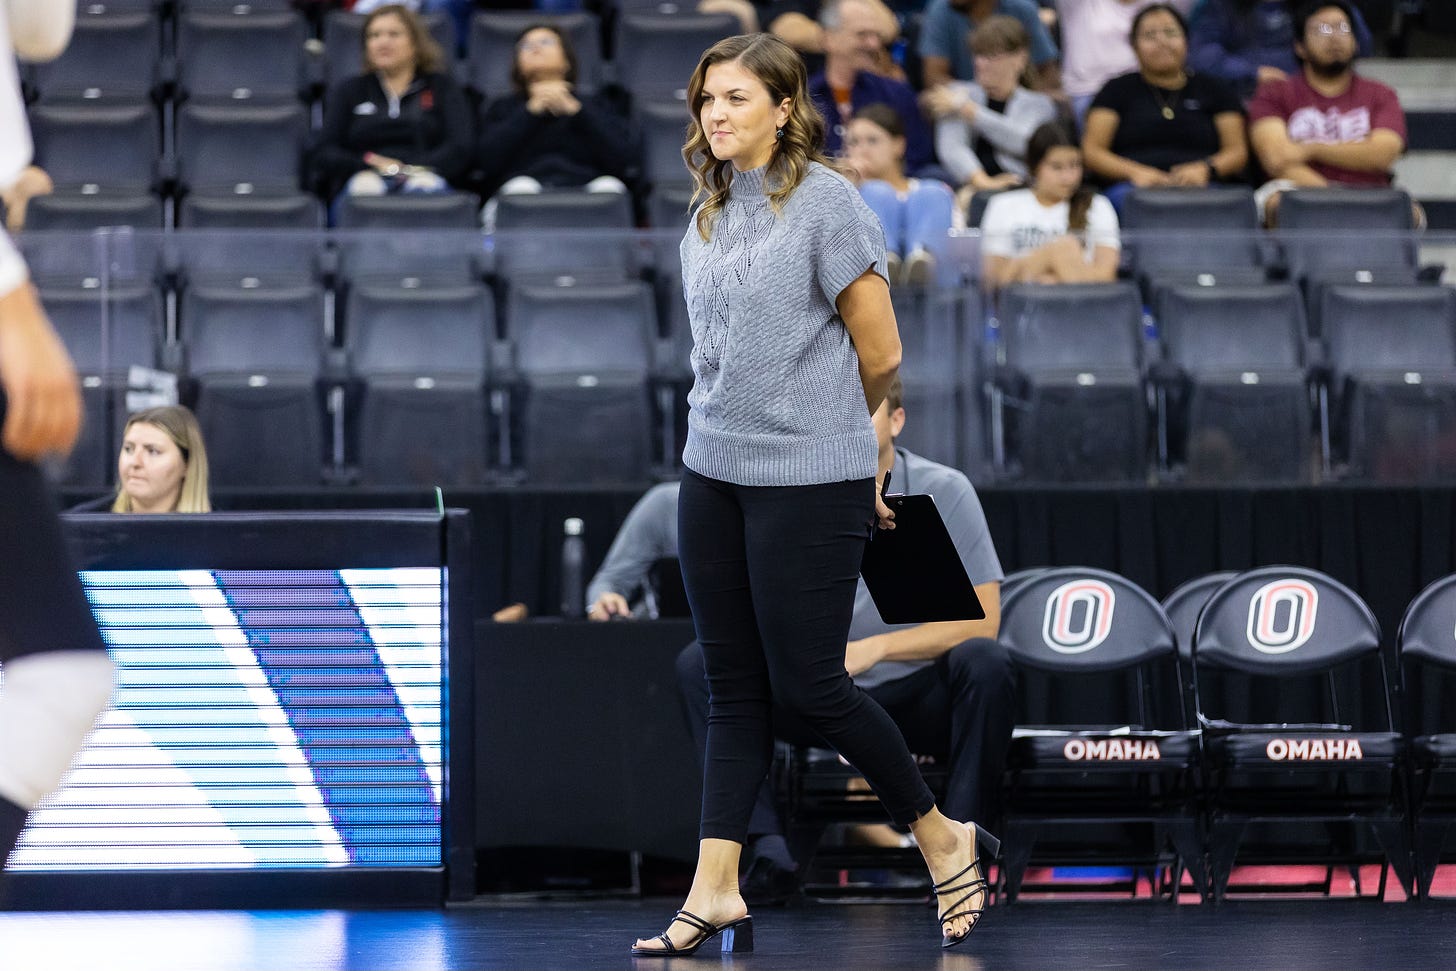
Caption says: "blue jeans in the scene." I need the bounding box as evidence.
[859,178,955,261]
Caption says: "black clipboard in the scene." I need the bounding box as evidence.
[861,493,985,624]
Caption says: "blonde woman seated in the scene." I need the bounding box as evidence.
[73,406,211,513]
[980,121,1120,289]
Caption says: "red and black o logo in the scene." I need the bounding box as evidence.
[1042,579,1116,654]
[1245,579,1319,654]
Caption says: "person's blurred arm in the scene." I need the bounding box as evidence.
[845,582,1001,674]
[1082,106,1169,185]
[586,483,680,620]
[1250,116,1325,185]
[935,108,982,186]
[6,0,74,61]
[973,89,1057,162]
[0,277,82,461]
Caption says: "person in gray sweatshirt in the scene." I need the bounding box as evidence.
[631,33,997,958]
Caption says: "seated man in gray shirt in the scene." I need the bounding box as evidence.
[586,376,1016,900]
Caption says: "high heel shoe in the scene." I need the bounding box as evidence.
[630,910,754,957]
[934,822,1000,949]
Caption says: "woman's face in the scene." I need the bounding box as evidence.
[1033,145,1083,202]
[118,422,186,513]
[516,28,569,83]
[1132,10,1187,76]
[699,59,791,172]
[844,117,903,182]
[366,13,416,74]
[972,48,1028,99]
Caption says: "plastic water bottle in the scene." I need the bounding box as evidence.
[560,517,586,619]
[1141,305,1159,343]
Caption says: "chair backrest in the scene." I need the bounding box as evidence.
[178,192,323,230]
[183,280,324,376]
[347,282,493,379]
[24,192,163,232]
[612,12,738,104]
[29,100,158,190]
[1121,187,1261,273]
[998,282,1142,372]
[493,192,636,281]
[323,9,456,88]
[1157,283,1305,373]
[467,11,602,98]
[1277,188,1417,277]
[1321,284,1456,375]
[336,193,481,230]
[1161,571,1240,662]
[1398,574,1456,736]
[28,10,159,101]
[999,567,1049,600]
[176,9,308,102]
[639,98,693,186]
[1192,565,1381,675]
[508,280,656,374]
[176,101,309,192]
[1001,567,1177,673]
[39,282,160,377]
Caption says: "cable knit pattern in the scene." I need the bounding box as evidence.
[679,161,890,487]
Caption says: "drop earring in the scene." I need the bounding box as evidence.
[775,127,784,140]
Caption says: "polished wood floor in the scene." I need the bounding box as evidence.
[2,897,1454,971]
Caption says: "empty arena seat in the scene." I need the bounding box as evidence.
[1318,284,1456,481]
[648,182,696,230]
[991,282,1147,482]
[612,13,738,104]
[492,190,635,282]
[1276,188,1418,281]
[1193,566,1414,901]
[175,101,309,194]
[467,11,602,99]
[322,9,456,89]
[183,279,327,486]
[893,287,966,468]
[26,9,161,102]
[23,192,162,232]
[1153,283,1313,482]
[1397,575,1456,899]
[1121,186,1262,278]
[639,99,693,188]
[177,192,323,230]
[345,281,495,486]
[175,8,308,103]
[999,567,1204,900]
[29,99,159,191]
[1161,572,1239,664]
[504,280,658,483]
[336,192,481,231]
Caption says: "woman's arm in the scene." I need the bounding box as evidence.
[837,269,901,414]
[935,112,982,186]
[1082,106,1162,184]
[6,0,74,61]
[973,90,1057,161]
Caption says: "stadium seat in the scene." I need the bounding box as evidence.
[1193,566,1414,901]
[175,9,309,103]
[345,281,495,485]
[182,279,327,486]
[999,567,1204,900]
[322,10,457,89]
[648,181,696,230]
[1397,575,1456,900]
[467,11,602,99]
[178,191,324,230]
[1161,571,1239,665]
[336,192,480,231]
[894,287,965,468]
[612,12,738,105]
[29,99,159,191]
[990,282,1147,482]
[639,98,693,189]
[26,10,160,102]
[23,191,162,232]
[1317,284,1456,481]
[504,280,659,483]
[175,101,309,194]
[492,190,635,283]
[1276,188,1418,281]
[1152,283,1313,482]
[1121,187,1262,279]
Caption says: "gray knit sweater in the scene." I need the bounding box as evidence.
[679,161,889,487]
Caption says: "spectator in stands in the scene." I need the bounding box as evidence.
[351,0,473,56]
[311,4,473,204]
[809,0,932,171]
[918,0,1060,91]
[1189,0,1372,100]
[475,24,635,215]
[673,376,1016,902]
[1081,4,1247,212]
[980,121,1120,287]
[767,0,899,69]
[843,104,956,285]
[72,406,211,514]
[1054,0,1198,126]
[1247,0,1406,226]
[0,163,51,232]
[924,15,1057,209]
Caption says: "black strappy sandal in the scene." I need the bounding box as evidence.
[630,909,754,957]
[934,823,1000,949]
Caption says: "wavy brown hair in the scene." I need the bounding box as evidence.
[362,4,445,76]
[682,33,833,241]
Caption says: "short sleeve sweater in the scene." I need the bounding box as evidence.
[679,161,890,487]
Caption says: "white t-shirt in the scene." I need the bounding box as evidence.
[0,0,74,294]
[1055,0,1197,99]
[980,187,1121,260]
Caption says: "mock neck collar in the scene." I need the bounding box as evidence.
[729,162,770,198]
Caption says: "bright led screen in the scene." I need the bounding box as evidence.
[9,568,444,871]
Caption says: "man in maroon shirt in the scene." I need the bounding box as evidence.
[1246,0,1407,225]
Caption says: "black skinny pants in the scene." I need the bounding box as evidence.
[677,637,1018,837]
[678,468,935,843]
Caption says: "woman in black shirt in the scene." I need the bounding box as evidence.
[1081,3,1247,213]
[312,4,473,203]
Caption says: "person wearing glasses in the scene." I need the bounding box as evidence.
[1080,3,1246,213]
[1247,0,1406,226]
[475,24,636,212]
[1189,0,1372,100]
